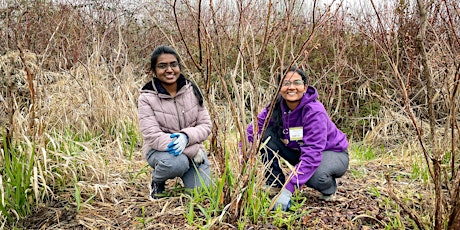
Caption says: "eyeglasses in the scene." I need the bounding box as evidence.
[156,61,179,70]
[282,79,304,87]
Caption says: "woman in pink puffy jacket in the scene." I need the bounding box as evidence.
[138,45,212,200]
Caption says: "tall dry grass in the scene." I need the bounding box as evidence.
[0,47,148,225]
[1,0,459,228]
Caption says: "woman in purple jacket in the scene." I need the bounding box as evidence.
[247,66,349,210]
[138,46,212,200]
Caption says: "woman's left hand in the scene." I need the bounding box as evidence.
[193,149,206,164]
[167,133,189,156]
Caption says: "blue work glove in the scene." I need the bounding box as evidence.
[167,133,189,156]
[272,188,292,211]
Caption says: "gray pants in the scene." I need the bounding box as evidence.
[146,149,211,189]
[305,150,349,195]
[261,127,349,195]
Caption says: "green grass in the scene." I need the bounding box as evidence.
[109,122,140,160]
[135,206,153,228]
[410,160,430,183]
[0,134,35,222]
[367,186,381,198]
[349,167,368,179]
[182,146,315,229]
[352,143,431,186]
[0,125,445,229]
[351,144,376,162]
[0,122,141,224]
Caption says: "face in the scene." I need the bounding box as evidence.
[154,53,181,85]
[280,71,307,105]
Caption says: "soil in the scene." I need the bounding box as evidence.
[17,159,429,230]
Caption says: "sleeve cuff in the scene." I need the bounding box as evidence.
[285,183,296,194]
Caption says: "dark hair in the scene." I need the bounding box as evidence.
[150,45,181,70]
[277,66,308,85]
[272,66,308,137]
[150,45,204,106]
[191,81,205,106]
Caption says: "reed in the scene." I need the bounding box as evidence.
[1,0,459,229]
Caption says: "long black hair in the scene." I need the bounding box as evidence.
[271,66,308,137]
[150,45,204,106]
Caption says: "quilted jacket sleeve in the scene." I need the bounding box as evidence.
[181,103,212,157]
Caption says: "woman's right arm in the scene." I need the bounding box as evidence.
[138,94,173,151]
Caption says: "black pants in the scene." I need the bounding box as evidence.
[261,127,349,195]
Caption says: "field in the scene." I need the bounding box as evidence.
[1,0,459,229]
[14,143,436,229]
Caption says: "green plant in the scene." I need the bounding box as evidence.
[272,209,306,229]
[135,206,153,228]
[0,135,35,222]
[110,122,139,160]
[349,167,368,179]
[352,145,376,161]
[385,215,404,229]
[185,148,276,229]
[367,186,381,198]
[186,154,232,228]
[74,183,81,211]
[411,160,430,184]
[270,193,310,229]
[72,182,95,212]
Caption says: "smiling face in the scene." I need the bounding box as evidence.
[280,71,307,110]
[154,53,181,94]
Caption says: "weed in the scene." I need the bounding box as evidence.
[135,206,153,228]
[351,144,376,162]
[74,183,81,211]
[411,159,430,184]
[349,167,368,179]
[0,135,35,222]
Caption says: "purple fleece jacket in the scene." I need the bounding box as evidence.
[247,86,348,193]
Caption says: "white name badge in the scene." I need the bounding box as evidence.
[289,127,303,141]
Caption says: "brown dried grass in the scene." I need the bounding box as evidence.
[0,35,441,230]
[1,0,459,228]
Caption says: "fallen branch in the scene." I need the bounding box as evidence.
[385,173,428,230]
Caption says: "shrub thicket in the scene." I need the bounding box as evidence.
[1,0,459,229]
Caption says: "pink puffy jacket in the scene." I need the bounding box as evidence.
[138,77,211,159]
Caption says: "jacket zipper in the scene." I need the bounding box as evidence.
[283,110,291,135]
[173,98,183,129]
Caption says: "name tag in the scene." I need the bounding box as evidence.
[289,127,303,141]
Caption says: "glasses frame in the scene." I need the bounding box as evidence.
[156,61,180,70]
[281,79,304,87]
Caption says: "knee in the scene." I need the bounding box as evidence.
[155,156,190,179]
[182,160,212,189]
[317,173,332,186]
[196,163,212,188]
[309,171,333,190]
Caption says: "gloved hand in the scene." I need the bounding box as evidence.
[193,149,206,164]
[167,133,189,156]
[272,188,292,211]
